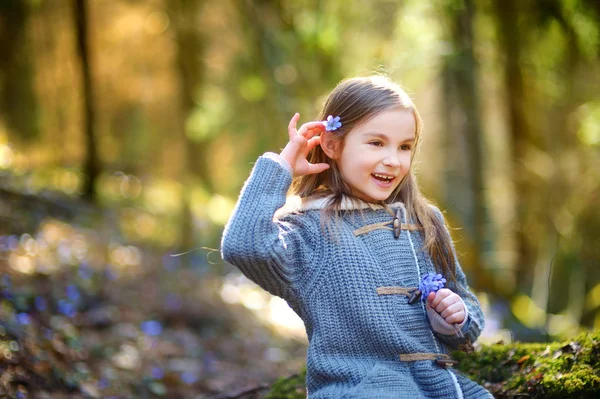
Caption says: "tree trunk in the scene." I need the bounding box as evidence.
[493,0,536,293]
[441,0,490,290]
[0,1,39,142]
[170,0,206,252]
[73,0,99,201]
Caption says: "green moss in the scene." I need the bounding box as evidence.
[265,369,306,399]
[266,331,600,398]
[455,330,600,398]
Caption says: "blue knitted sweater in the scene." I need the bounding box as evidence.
[221,153,492,398]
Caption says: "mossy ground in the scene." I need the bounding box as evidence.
[266,331,600,398]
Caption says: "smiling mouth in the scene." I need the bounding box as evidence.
[372,173,395,183]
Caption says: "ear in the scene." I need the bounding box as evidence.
[320,131,340,159]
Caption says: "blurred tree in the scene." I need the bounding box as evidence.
[171,0,211,189]
[0,0,40,142]
[492,0,600,332]
[439,0,491,291]
[228,0,344,167]
[169,0,207,251]
[73,0,100,200]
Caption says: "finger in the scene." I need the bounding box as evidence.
[305,163,330,175]
[426,292,436,306]
[435,295,458,314]
[298,121,326,137]
[440,302,464,319]
[304,128,324,142]
[305,136,322,153]
[445,310,466,324]
[288,113,300,140]
[430,289,451,308]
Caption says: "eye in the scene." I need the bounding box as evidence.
[369,141,383,147]
[400,144,412,151]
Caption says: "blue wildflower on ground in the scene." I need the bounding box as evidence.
[58,300,77,318]
[35,296,47,311]
[6,235,19,251]
[324,115,342,131]
[67,285,81,302]
[141,320,162,336]
[78,263,94,280]
[180,371,199,385]
[151,366,164,379]
[17,313,31,325]
[419,273,447,302]
[105,265,117,281]
[97,378,110,389]
[165,293,182,311]
[1,274,11,299]
[43,328,53,340]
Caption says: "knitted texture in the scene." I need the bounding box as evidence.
[221,153,492,399]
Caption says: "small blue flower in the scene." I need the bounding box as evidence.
[1,274,11,299]
[151,366,164,379]
[35,296,47,311]
[105,266,117,281]
[98,378,110,389]
[58,300,77,318]
[418,272,447,302]
[66,285,81,302]
[180,371,198,385]
[78,263,94,280]
[323,115,342,131]
[43,328,53,340]
[165,293,182,311]
[17,312,31,325]
[7,235,19,251]
[141,320,162,336]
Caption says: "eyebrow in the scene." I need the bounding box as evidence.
[363,132,415,142]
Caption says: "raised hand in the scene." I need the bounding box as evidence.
[280,113,330,177]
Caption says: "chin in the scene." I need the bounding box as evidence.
[365,192,392,202]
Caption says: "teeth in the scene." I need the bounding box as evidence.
[373,174,394,180]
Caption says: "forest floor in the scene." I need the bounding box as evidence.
[0,189,307,399]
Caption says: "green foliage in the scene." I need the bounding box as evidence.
[455,330,600,398]
[265,369,306,399]
[266,331,600,398]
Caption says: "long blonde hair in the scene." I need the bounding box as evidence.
[292,76,459,280]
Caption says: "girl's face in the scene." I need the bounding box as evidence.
[333,108,416,202]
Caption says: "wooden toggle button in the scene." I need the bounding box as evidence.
[408,289,422,304]
[435,358,458,368]
[393,209,401,238]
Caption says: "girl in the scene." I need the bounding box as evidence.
[221,76,491,398]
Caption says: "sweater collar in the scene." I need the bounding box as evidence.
[275,194,405,219]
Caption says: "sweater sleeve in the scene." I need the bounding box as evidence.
[429,206,485,349]
[221,153,311,300]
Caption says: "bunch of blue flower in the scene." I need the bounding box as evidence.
[419,272,464,338]
[418,273,447,302]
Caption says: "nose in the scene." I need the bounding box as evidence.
[382,153,401,168]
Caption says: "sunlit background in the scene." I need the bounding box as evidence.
[1,0,599,397]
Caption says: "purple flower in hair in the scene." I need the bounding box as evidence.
[324,115,342,131]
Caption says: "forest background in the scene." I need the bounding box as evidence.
[0,0,599,397]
